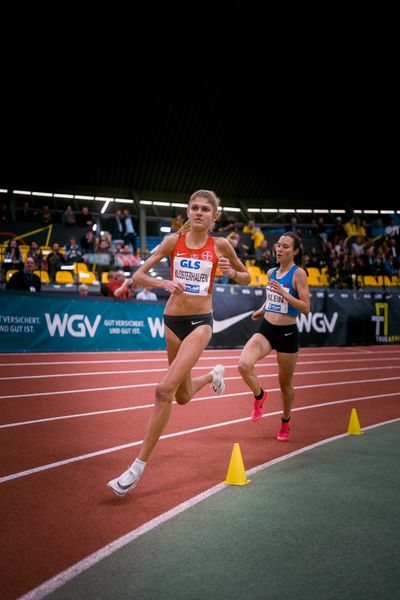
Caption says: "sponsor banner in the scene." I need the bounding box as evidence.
[0,287,399,352]
[209,287,400,348]
[0,293,166,351]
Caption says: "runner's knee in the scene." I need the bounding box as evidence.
[175,391,190,405]
[238,358,252,376]
[155,382,174,404]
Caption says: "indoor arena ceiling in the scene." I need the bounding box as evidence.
[2,64,392,212]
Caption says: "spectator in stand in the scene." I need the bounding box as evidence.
[108,270,136,299]
[46,242,65,281]
[34,205,53,226]
[114,243,141,271]
[361,245,377,276]
[343,216,357,241]
[62,205,76,227]
[382,254,397,279]
[101,270,115,297]
[18,201,33,222]
[80,229,96,254]
[109,209,125,242]
[307,218,319,236]
[329,216,346,246]
[216,211,237,234]
[2,240,23,276]
[306,245,324,269]
[355,217,367,239]
[136,287,158,301]
[327,258,340,288]
[64,235,84,264]
[6,257,41,292]
[385,218,400,238]
[93,235,112,280]
[122,209,137,254]
[351,236,365,258]
[27,241,46,270]
[370,218,385,239]
[387,238,399,270]
[286,216,302,236]
[328,255,354,289]
[79,283,89,297]
[334,238,348,258]
[242,219,265,250]
[171,213,185,231]
[227,233,248,264]
[254,239,274,272]
[95,231,113,253]
[316,216,328,246]
[338,254,355,289]
[76,206,94,228]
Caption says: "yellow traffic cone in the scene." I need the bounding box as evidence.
[347,408,364,435]
[223,443,251,485]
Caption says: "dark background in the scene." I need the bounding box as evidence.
[1,61,394,212]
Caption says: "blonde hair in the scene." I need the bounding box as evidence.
[177,189,221,234]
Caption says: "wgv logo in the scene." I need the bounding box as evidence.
[45,313,101,337]
[180,259,200,269]
[297,312,338,333]
[147,317,165,338]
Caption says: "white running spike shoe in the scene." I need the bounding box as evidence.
[211,364,225,395]
[107,467,142,497]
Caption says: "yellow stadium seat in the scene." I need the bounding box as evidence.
[247,266,262,277]
[101,271,109,284]
[34,270,50,283]
[5,269,19,281]
[75,262,89,273]
[363,276,378,286]
[78,271,97,285]
[382,276,396,287]
[247,265,263,285]
[19,245,30,262]
[258,274,269,285]
[55,271,75,284]
[307,267,324,286]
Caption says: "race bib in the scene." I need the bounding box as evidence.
[265,284,290,314]
[173,257,213,296]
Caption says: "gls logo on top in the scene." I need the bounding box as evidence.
[179,259,200,269]
[45,313,101,337]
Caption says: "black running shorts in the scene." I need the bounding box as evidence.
[258,319,299,353]
[163,313,213,341]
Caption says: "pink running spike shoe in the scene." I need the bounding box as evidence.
[251,391,268,422]
[277,420,291,441]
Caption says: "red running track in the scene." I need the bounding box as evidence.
[1,346,399,599]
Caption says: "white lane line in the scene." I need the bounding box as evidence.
[1,372,400,401]
[2,349,400,367]
[1,392,400,483]
[1,358,400,380]
[1,390,399,430]
[17,417,400,600]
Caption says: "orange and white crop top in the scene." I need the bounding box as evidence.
[170,233,218,296]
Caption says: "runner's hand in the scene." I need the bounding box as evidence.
[252,309,264,321]
[162,280,186,295]
[218,257,234,276]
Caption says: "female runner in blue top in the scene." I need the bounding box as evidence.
[238,232,310,441]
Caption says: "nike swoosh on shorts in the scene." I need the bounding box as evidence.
[213,310,254,333]
[191,320,204,325]
[284,332,294,336]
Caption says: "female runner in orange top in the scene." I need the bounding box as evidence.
[108,190,250,495]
